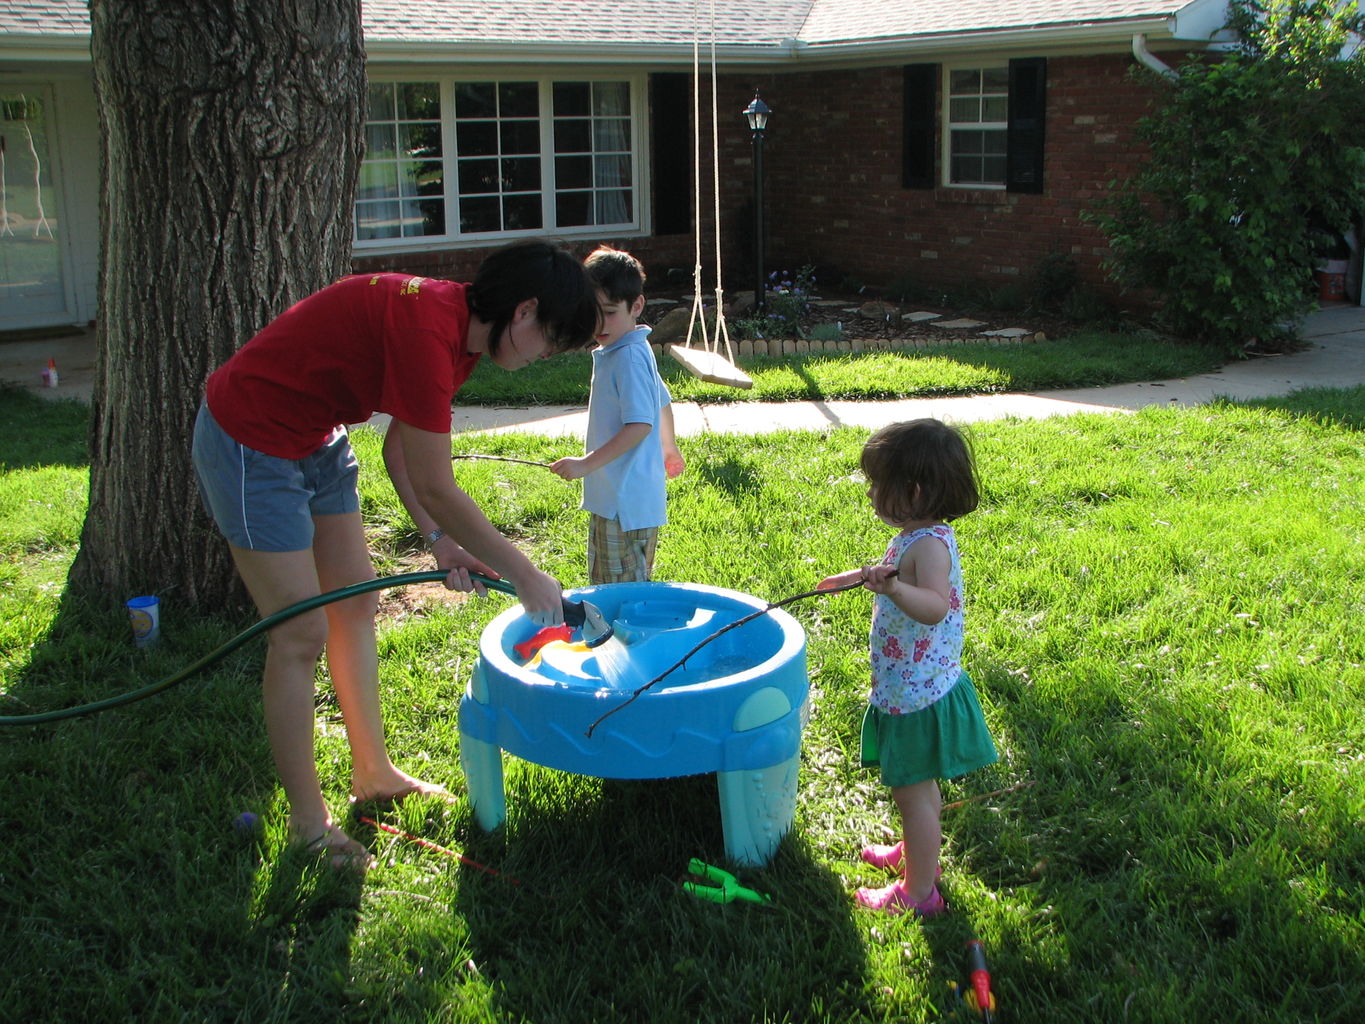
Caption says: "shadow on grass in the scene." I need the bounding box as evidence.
[0,383,89,470]
[0,561,259,726]
[967,653,1365,1021]
[1220,384,1365,431]
[455,773,872,1023]
[695,453,764,495]
[0,585,370,1018]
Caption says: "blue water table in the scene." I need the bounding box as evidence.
[459,581,808,866]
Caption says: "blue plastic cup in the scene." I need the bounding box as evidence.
[127,595,160,647]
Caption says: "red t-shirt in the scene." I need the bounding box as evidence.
[205,274,480,459]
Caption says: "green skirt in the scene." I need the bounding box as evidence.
[860,672,998,787]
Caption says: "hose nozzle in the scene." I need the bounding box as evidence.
[471,573,613,649]
[561,597,613,649]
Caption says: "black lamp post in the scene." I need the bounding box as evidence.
[743,92,771,313]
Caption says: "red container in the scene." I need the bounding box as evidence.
[1315,260,1348,302]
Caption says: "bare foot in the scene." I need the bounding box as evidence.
[296,822,374,871]
[350,771,455,808]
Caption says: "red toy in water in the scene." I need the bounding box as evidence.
[514,624,573,660]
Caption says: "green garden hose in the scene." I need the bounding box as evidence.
[0,570,508,727]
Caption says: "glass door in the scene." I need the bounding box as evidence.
[0,87,72,328]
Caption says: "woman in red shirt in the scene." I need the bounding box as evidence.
[193,241,598,867]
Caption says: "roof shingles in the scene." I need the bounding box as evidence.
[1,0,1200,48]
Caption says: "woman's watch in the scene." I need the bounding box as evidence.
[425,529,444,547]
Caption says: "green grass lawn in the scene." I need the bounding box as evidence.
[2,381,1363,1023]
[457,330,1227,406]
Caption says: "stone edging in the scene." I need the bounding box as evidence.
[637,332,1044,361]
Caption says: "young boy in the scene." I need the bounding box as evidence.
[550,246,684,584]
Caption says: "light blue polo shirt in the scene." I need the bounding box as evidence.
[582,325,671,531]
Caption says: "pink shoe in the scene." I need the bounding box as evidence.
[854,880,947,918]
[860,840,904,871]
[860,842,943,879]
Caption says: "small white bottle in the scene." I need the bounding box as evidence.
[42,358,59,387]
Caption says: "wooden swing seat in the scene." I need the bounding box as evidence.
[667,343,753,389]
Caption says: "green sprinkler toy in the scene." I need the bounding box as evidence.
[682,859,772,906]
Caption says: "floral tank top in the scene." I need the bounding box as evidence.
[869,523,965,715]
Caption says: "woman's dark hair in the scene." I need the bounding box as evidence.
[468,241,599,355]
[860,418,979,524]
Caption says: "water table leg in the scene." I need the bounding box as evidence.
[717,686,803,867]
[460,661,507,830]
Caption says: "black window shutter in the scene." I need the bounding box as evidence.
[650,73,691,234]
[902,64,937,190]
[1006,57,1046,193]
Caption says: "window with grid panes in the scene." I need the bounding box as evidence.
[946,67,1008,187]
[355,78,638,246]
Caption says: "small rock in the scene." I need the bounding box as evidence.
[858,301,900,319]
[649,307,700,346]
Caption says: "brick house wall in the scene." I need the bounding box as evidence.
[718,55,1162,301]
[354,54,1162,305]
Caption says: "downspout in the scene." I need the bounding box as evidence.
[1132,33,1178,79]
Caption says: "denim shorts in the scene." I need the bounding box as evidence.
[192,402,359,552]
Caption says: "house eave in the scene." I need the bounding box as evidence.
[0,34,90,65]
[363,17,1215,70]
[785,16,1216,64]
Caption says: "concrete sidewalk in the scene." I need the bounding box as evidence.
[452,302,1365,438]
[4,304,1363,433]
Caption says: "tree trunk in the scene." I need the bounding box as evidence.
[73,0,365,612]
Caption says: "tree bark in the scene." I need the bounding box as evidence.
[74,0,365,611]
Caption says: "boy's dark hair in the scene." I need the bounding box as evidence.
[861,418,979,524]
[584,245,647,305]
[469,240,599,355]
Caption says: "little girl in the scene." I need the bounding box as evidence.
[820,418,997,917]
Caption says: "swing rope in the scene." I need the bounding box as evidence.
[672,0,750,388]
[705,0,737,365]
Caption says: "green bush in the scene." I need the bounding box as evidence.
[1031,251,1080,310]
[806,321,846,342]
[883,274,937,305]
[1091,0,1365,353]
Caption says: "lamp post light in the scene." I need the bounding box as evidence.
[743,92,771,314]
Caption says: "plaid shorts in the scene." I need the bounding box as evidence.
[587,514,659,585]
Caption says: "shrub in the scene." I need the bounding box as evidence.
[1032,251,1080,311]
[1091,0,1365,353]
[806,321,846,342]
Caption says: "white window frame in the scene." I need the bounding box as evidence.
[941,64,1009,190]
[354,71,648,252]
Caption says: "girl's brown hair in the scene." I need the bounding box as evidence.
[860,419,979,524]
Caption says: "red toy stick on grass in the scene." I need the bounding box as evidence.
[965,939,997,1022]
[359,816,523,886]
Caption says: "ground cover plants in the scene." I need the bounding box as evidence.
[2,381,1362,1022]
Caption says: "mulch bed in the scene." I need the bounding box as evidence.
[641,290,1079,347]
